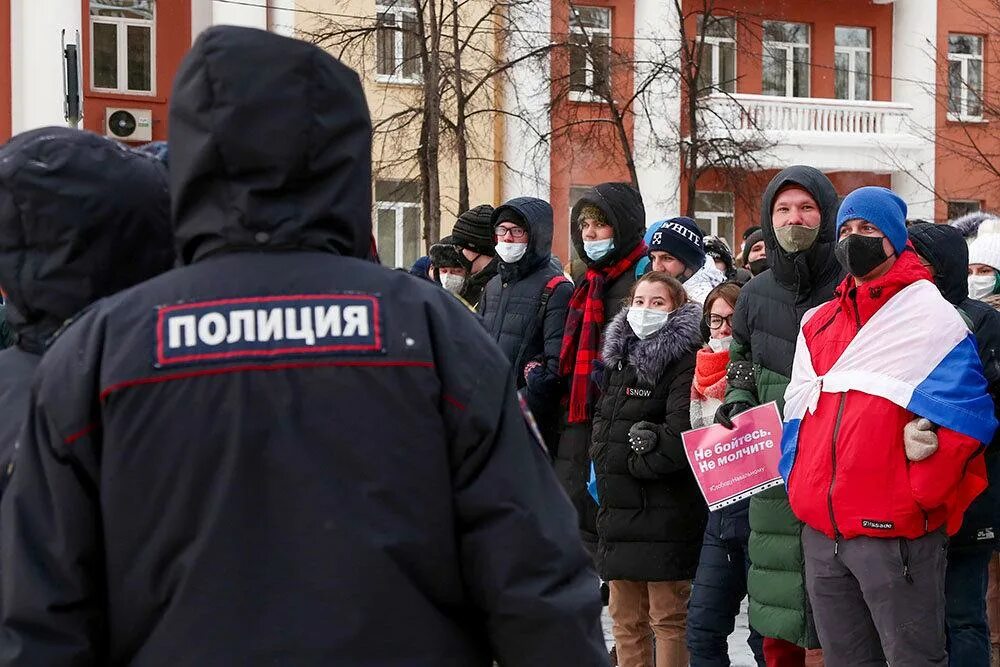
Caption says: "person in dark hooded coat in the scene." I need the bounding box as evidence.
[479,198,572,448]
[909,222,1000,667]
[556,182,647,555]
[716,166,843,662]
[0,27,606,666]
[0,128,175,496]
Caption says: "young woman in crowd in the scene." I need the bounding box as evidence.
[591,271,707,667]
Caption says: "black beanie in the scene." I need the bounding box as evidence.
[742,229,765,267]
[452,204,496,257]
[649,217,706,272]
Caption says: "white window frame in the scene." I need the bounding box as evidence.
[948,34,985,122]
[89,1,156,96]
[376,200,420,268]
[694,191,735,249]
[698,16,736,95]
[834,27,871,101]
[376,0,421,85]
[763,21,809,98]
[568,6,612,103]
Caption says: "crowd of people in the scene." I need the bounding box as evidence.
[0,24,996,667]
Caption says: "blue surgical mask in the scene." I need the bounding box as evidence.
[584,238,615,262]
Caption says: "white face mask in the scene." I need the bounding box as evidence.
[496,241,528,264]
[440,273,465,295]
[969,274,997,300]
[584,238,615,262]
[627,307,671,340]
[708,335,733,353]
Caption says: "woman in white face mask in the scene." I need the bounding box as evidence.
[591,271,706,667]
[968,264,1000,301]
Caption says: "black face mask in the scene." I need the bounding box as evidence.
[834,234,889,278]
[748,258,769,276]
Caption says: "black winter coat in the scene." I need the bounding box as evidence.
[909,222,1000,551]
[555,182,647,551]
[479,198,572,442]
[0,27,607,667]
[0,128,174,493]
[592,302,706,581]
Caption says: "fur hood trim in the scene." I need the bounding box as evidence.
[603,301,702,385]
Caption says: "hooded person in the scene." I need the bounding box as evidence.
[0,127,176,497]
[742,228,768,277]
[909,222,1000,666]
[0,26,607,666]
[451,204,498,308]
[478,198,572,450]
[557,182,647,556]
[647,217,726,305]
[716,166,843,663]
[408,255,435,282]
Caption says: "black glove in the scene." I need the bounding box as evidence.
[628,421,659,454]
[715,401,753,430]
[726,360,757,393]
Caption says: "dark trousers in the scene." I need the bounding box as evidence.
[802,525,948,667]
[687,513,765,667]
[946,547,993,667]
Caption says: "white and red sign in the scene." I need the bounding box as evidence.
[681,402,784,511]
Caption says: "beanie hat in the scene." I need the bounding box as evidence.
[969,219,1000,271]
[648,217,706,272]
[452,204,495,257]
[742,229,765,266]
[836,186,908,254]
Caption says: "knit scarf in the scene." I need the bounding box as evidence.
[692,347,729,401]
[560,242,648,423]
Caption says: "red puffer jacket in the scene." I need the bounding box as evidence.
[786,249,987,540]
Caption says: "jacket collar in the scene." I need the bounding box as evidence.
[603,302,702,385]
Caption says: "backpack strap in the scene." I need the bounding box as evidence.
[513,275,571,382]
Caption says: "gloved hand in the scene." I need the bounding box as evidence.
[715,401,753,430]
[904,418,938,461]
[628,422,659,455]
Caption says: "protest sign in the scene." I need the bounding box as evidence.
[681,402,783,511]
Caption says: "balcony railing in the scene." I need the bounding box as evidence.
[700,93,914,138]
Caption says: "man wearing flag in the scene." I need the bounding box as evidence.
[781,186,998,666]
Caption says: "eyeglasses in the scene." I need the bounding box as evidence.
[495,225,528,240]
[706,314,733,330]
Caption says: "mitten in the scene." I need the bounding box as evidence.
[715,401,753,430]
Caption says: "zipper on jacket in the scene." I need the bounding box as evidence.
[827,394,847,554]
[899,538,914,583]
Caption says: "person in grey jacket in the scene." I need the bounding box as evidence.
[479,197,572,450]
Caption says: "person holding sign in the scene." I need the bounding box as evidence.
[782,187,997,666]
[591,272,706,666]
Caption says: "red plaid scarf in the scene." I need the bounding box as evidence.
[560,243,648,423]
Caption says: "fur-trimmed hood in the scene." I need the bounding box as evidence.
[603,301,702,385]
[951,211,1000,239]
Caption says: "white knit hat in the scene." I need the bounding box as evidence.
[968,218,1000,271]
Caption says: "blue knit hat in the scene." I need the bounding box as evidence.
[648,216,706,272]
[836,186,908,254]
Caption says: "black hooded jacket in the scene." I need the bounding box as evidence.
[479,198,572,443]
[0,128,174,493]
[909,222,1000,551]
[556,182,646,550]
[0,27,606,667]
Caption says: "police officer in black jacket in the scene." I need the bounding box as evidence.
[0,128,175,497]
[0,27,606,666]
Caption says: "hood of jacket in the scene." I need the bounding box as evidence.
[760,166,842,295]
[169,26,372,265]
[0,127,175,352]
[602,301,702,385]
[908,222,969,305]
[492,197,554,281]
[570,183,646,271]
[951,211,1000,240]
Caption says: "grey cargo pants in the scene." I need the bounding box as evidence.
[802,524,948,666]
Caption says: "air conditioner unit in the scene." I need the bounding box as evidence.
[105,107,153,142]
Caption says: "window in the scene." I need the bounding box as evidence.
[90,0,155,94]
[694,191,735,249]
[697,15,736,95]
[835,27,871,101]
[375,180,422,269]
[948,34,984,120]
[948,200,982,220]
[762,21,809,98]
[569,6,612,102]
[377,0,421,83]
